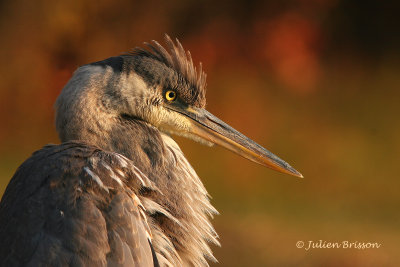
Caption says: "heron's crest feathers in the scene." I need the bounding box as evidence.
[130,35,207,108]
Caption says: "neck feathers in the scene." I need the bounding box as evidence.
[148,134,219,266]
[56,64,219,266]
[55,65,117,144]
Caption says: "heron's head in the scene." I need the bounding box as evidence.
[56,35,302,178]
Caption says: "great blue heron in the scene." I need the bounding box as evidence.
[0,35,302,266]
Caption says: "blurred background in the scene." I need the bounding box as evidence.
[0,0,399,266]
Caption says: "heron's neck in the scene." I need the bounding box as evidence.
[55,67,218,265]
[58,109,164,175]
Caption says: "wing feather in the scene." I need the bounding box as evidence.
[0,142,157,267]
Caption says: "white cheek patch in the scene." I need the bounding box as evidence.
[155,109,191,134]
[154,108,215,147]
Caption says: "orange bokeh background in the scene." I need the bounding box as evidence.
[0,0,399,266]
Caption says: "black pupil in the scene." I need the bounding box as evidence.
[168,92,175,99]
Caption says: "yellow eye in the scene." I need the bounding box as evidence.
[165,90,177,101]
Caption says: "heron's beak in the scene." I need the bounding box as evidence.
[166,105,303,178]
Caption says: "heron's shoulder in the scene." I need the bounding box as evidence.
[2,142,157,206]
[0,142,158,266]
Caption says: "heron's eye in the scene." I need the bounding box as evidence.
[165,90,177,101]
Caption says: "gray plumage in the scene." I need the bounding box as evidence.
[0,35,302,267]
[0,36,218,267]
